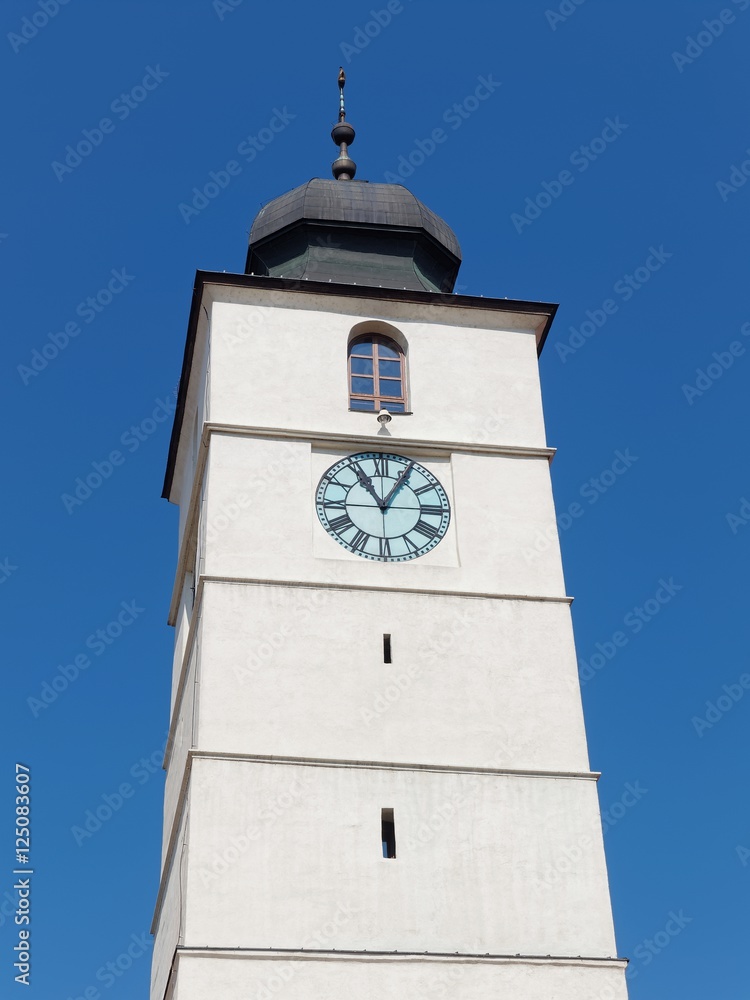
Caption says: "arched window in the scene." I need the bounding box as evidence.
[348,335,407,412]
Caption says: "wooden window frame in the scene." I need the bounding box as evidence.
[348,335,408,413]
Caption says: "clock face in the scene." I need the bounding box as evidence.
[316,452,451,562]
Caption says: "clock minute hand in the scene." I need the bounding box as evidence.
[382,461,414,509]
[353,464,384,507]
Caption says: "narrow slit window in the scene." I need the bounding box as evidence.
[381,808,396,859]
[383,634,392,663]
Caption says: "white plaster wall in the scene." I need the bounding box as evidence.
[196,581,589,773]
[206,289,548,450]
[171,954,629,1000]
[162,634,198,868]
[151,807,187,1000]
[172,310,210,537]
[183,758,617,958]
[171,578,193,710]
[200,435,566,598]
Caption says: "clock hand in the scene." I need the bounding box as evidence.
[382,461,414,509]
[353,464,385,507]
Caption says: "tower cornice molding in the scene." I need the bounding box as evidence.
[206,421,557,460]
[172,945,628,967]
[186,747,600,780]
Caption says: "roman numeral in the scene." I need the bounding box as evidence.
[403,534,418,552]
[413,519,439,540]
[419,505,445,517]
[379,537,393,558]
[329,514,354,534]
[372,456,390,478]
[351,530,371,552]
[413,484,436,496]
[323,499,347,510]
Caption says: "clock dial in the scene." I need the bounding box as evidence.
[316,452,451,562]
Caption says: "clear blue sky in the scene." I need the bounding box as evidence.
[1,1,748,997]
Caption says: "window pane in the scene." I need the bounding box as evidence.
[351,357,374,376]
[377,341,400,360]
[379,360,401,378]
[352,377,374,394]
[351,339,373,356]
[386,402,405,413]
[350,398,375,411]
[380,379,402,398]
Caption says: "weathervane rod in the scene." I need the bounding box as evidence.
[338,66,346,122]
[331,67,356,181]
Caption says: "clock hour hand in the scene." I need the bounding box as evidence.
[353,464,385,508]
[382,461,414,509]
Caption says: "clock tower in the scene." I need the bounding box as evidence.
[150,73,630,1000]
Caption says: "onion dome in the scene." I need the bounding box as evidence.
[244,70,461,292]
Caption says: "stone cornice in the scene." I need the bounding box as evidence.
[174,945,627,967]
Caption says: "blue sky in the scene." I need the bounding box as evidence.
[1,1,748,997]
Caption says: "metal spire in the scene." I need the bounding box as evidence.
[338,66,346,122]
[331,67,356,180]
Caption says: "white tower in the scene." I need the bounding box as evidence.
[150,74,630,1000]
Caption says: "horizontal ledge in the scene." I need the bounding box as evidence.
[199,575,574,605]
[204,422,557,461]
[186,749,600,782]
[175,945,626,968]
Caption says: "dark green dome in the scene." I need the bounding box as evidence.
[245,177,461,293]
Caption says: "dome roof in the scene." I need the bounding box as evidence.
[245,178,461,293]
[250,178,461,257]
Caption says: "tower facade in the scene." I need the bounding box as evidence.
[150,77,629,1000]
